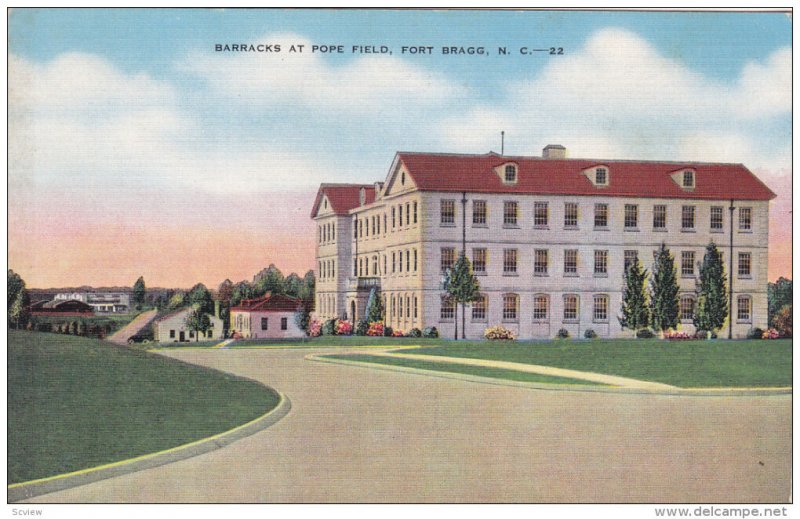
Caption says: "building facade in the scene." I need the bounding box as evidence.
[54,291,131,313]
[311,147,775,339]
[154,306,224,343]
[230,294,306,339]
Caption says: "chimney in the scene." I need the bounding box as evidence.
[374,182,384,200]
[542,144,567,159]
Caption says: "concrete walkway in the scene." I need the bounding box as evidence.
[366,351,678,390]
[212,339,236,349]
[22,347,791,503]
[107,309,158,345]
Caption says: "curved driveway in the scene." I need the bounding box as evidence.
[26,347,791,503]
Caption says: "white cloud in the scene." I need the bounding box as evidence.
[182,33,467,113]
[437,28,791,172]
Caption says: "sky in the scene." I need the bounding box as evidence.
[7,8,792,288]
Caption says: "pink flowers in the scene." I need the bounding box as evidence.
[392,330,405,337]
[762,328,780,339]
[336,320,353,336]
[663,330,693,340]
[307,319,322,337]
[366,322,385,336]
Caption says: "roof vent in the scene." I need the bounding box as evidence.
[542,144,567,159]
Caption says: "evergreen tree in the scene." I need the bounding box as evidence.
[365,287,384,323]
[443,252,481,340]
[300,270,316,302]
[650,243,680,334]
[619,257,650,336]
[132,276,146,308]
[694,242,728,334]
[9,289,30,330]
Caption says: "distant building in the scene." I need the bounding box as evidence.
[154,306,224,343]
[230,293,306,339]
[30,299,94,317]
[311,146,775,339]
[54,291,131,314]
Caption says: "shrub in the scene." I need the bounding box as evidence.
[408,328,422,338]
[383,325,394,337]
[556,328,570,339]
[355,319,369,336]
[664,330,693,340]
[693,329,717,340]
[583,329,597,339]
[366,321,385,337]
[307,319,322,337]
[321,318,338,336]
[484,325,515,341]
[636,329,655,339]
[747,327,764,340]
[336,319,353,336]
[422,326,439,338]
[773,304,792,337]
[762,328,780,340]
[392,330,405,337]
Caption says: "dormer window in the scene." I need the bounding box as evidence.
[596,168,608,186]
[682,170,694,188]
[505,165,517,183]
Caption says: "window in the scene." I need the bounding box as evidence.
[533,295,548,320]
[653,205,667,230]
[596,168,608,185]
[398,251,403,273]
[473,200,487,225]
[737,296,752,322]
[680,295,695,321]
[391,295,396,317]
[360,219,364,237]
[563,295,579,321]
[376,216,380,235]
[383,213,387,234]
[371,217,375,235]
[503,201,518,226]
[682,170,694,188]
[441,247,455,273]
[594,250,608,276]
[353,258,357,276]
[681,205,695,230]
[564,249,578,275]
[503,249,518,274]
[681,251,695,277]
[406,296,411,318]
[398,205,403,227]
[472,294,487,321]
[440,200,455,225]
[440,296,455,320]
[710,206,723,231]
[739,207,752,231]
[170,329,175,338]
[401,171,405,185]
[281,317,288,330]
[413,249,418,272]
[383,255,387,275]
[534,249,548,276]
[261,317,269,330]
[564,202,578,228]
[392,252,396,273]
[414,296,418,318]
[332,224,335,241]
[398,296,403,318]
[406,203,411,226]
[738,252,751,277]
[502,294,518,321]
[406,249,410,272]
[413,202,418,224]
[373,256,378,276]
[534,202,549,227]
[593,295,609,322]
[472,248,487,274]
[392,207,396,228]
[624,204,638,229]
[594,203,608,228]
[624,250,638,271]
[504,164,517,182]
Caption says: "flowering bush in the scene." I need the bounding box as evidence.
[336,319,353,336]
[307,319,322,337]
[762,328,780,340]
[392,329,405,337]
[484,325,515,341]
[366,321,385,337]
[664,330,693,340]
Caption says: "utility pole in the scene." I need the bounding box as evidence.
[728,200,734,340]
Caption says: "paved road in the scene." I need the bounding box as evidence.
[106,309,158,345]
[26,348,791,503]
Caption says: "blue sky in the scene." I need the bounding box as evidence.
[8,9,793,285]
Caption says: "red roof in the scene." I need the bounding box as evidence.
[311,183,375,217]
[396,152,776,201]
[231,293,303,313]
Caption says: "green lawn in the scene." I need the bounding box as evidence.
[396,339,792,388]
[323,353,605,385]
[8,330,280,484]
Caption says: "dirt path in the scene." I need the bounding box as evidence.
[24,347,791,503]
[106,309,158,345]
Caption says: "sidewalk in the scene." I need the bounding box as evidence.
[107,309,158,345]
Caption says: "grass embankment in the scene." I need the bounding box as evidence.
[397,339,792,388]
[8,330,280,484]
[323,353,605,385]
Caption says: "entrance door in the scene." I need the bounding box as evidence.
[179,331,185,342]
